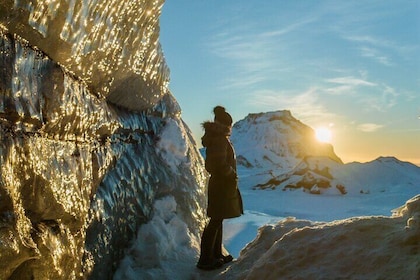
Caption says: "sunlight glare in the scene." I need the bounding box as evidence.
[315,127,332,143]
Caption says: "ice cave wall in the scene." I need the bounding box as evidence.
[0,0,169,111]
[0,1,207,279]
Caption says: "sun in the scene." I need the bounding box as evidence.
[315,127,332,143]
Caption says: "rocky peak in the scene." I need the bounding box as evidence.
[231,110,342,172]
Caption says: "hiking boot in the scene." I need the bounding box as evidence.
[221,254,233,264]
[196,258,224,270]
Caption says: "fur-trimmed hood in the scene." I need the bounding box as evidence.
[201,121,231,147]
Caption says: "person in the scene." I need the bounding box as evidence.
[197,106,243,270]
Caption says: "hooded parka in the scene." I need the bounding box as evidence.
[202,121,243,219]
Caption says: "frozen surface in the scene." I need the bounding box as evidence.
[0,25,206,279]
[219,195,420,280]
[115,176,420,280]
[0,0,169,110]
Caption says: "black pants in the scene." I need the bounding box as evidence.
[198,218,223,263]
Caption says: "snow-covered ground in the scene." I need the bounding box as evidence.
[114,166,419,280]
[224,158,420,258]
[218,194,420,280]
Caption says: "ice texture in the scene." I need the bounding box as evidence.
[0,9,207,278]
[0,0,169,111]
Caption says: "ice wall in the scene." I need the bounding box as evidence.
[0,0,169,111]
[0,1,207,279]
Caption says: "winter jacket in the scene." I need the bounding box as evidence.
[202,121,243,219]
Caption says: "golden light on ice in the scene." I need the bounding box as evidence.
[315,127,332,143]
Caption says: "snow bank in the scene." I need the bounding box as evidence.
[156,118,189,173]
[218,195,420,280]
[114,196,200,280]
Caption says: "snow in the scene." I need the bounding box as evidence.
[114,196,201,280]
[218,195,420,280]
[224,181,419,257]
[155,118,189,173]
[114,169,420,280]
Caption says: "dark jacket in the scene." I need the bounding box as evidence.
[202,121,243,219]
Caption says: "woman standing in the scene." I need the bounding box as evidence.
[197,106,243,270]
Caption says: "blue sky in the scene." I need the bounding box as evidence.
[160,0,419,164]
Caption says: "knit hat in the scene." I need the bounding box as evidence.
[213,106,232,127]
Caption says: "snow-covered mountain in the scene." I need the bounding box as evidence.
[231,110,341,170]
[231,110,420,197]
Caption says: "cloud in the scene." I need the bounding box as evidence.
[344,35,392,48]
[323,76,401,112]
[260,18,317,38]
[220,73,267,90]
[247,87,338,124]
[207,17,317,90]
[343,34,418,63]
[325,85,353,95]
[358,46,392,66]
[326,76,377,87]
[362,84,400,112]
[208,32,278,89]
[357,123,384,132]
[209,33,267,62]
[324,76,377,96]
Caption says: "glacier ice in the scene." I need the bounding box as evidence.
[0,0,169,111]
[0,1,207,279]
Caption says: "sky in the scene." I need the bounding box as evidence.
[159,0,420,165]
